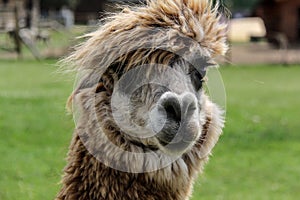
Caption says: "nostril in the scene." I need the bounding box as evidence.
[156,92,197,126]
[181,93,198,117]
[164,104,181,122]
[160,98,181,122]
[186,101,197,115]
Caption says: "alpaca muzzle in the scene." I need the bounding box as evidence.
[150,92,200,153]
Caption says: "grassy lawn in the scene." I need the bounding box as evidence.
[0,60,74,199]
[0,60,299,199]
[193,65,300,200]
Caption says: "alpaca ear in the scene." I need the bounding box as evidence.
[66,82,106,113]
[65,72,100,113]
[66,92,75,113]
[66,62,124,113]
[189,55,216,78]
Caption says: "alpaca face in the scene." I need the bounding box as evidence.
[111,59,209,156]
[67,0,228,173]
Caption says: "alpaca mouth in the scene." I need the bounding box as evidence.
[159,139,192,152]
[130,140,159,151]
[157,129,196,145]
[156,123,199,154]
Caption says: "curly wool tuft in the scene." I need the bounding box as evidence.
[63,0,228,73]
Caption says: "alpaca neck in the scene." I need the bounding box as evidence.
[56,135,194,200]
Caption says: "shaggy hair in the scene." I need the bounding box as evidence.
[56,0,228,199]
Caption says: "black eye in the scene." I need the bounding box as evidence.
[190,70,204,91]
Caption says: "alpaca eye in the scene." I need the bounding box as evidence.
[190,70,204,91]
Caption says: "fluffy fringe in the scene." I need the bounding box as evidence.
[62,0,228,73]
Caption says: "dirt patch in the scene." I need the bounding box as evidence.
[226,42,300,65]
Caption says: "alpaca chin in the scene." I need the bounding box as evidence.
[156,122,202,156]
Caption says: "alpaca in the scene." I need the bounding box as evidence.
[57,0,228,199]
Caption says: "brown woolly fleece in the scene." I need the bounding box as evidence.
[56,0,228,200]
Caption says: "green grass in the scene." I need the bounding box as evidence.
[0,60,299,199]
[0,60,74,200]
[193,66,300,200]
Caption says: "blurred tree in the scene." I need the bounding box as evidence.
[227,0,260,13]
[39,0,261,15]
[40,0,67,10]
[68,0,80,9]
[40,0,79,10]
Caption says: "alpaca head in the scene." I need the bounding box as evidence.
[66,0,228,173]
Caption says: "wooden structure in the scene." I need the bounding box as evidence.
[73,0,106,24]
[0,0,41,58]
[255,0,300,43]
[74,0,145,24]
[0,0,24,56]
[0,0,26,31]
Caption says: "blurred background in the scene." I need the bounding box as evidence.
[0,0,299,199]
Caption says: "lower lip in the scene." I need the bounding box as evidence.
[162,140,192,151]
